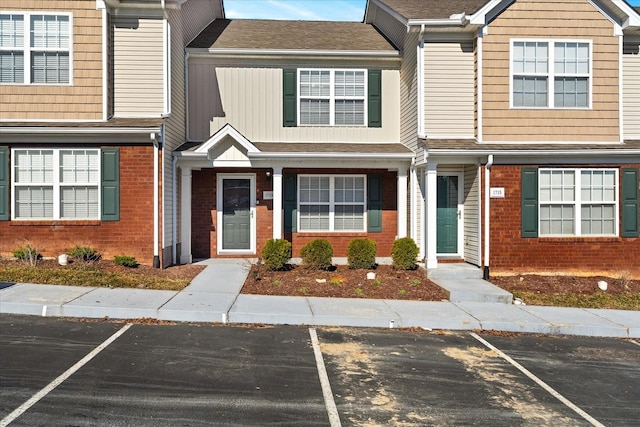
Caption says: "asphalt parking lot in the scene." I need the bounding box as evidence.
[1,314,639,426]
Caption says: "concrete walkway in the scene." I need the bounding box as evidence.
[1,259,638,338]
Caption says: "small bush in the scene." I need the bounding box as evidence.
[300,239,333,270]
[114,255,138,268]
[347,238,376,270]
[261,239,292,271]
[13,243,41,266]
[67,245,100,262]
[391,237,419,270]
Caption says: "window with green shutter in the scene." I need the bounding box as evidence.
[283,69,297,127]
[0,146,8,220]
[368,69,382,128]
[101,148,120,221]
[621,168,639,238]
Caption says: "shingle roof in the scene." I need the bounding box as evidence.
[423,139,640,151]
[0,118,164,129]
[188,19,397,51]
[375,0,489,20]
[252,142,413,154]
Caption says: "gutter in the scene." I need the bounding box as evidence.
[187,48,400,59]
[425,148,640,156]
[247,152,415,160]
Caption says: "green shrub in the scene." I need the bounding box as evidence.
[13,244,41,265]
[347,238,376,270]
[300,239,333,270]
[114,255,138,268]
[261,239,292,271]
[391,237,419,270]
[67,245,100,262]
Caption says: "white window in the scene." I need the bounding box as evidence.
[13,149,100,220]
[539,169,617,236]
[298,175,366,231]
[298,69,366,126]
[0,12,71,85]
[511,40,590,108]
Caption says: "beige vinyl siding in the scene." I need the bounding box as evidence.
[112,17,164,117]
[424,40,475,138]
[463,164,480,266]
[400,31,419,151]
[188,61,400,143]
[366,2,404,50]
[181,0,222,45]
[481,0,620,142]
[0,0,103,120]
[623,38,640,139]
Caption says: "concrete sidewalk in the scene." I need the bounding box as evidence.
[1,259,638,338]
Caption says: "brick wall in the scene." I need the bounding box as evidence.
[190,168,398,259]
[487,164,640,274]
[0,145,156,264]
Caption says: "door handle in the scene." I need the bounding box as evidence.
[457,210,462,219]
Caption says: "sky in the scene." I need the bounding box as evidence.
[223,0,640,21]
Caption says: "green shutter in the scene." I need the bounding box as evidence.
[521,167,538,238]
[367,174,382,232]
[101,148,120,221]
[621,168,639,238]
[283,69,297,127]
[368,69,382,128]
[283,174,297,233]
[0,146,8,220]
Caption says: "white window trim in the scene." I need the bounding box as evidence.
[538,168,618,237]
[11,148,100,221]
[0,11,73,86]
[509,38,592,110]
[297,174,367,232]
[297,68,368,126]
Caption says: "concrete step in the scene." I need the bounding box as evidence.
[433,278,514,304]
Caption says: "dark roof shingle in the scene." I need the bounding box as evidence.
[188,19,397,51]
[376,0,489,20]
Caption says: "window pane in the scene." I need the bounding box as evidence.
[299,205,330,231]
[299,70,330,97]
[335,205,364,230]
[540,204,574,235]
[0,51,24,83]
[335,70,365,97]
[554,77,588,107]
[335,100,364,125]
[15,186,53,219]
[513,76,547,107]
[61,186,99,219]
[581,204,615,235]
[31,15,69,49]
[300,99,330,125]
[14,150,53,184]
[32,52,69,84]
[60,150,100,184]
[0,14,24,48]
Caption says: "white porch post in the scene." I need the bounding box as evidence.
[272,166,283,239]
[180,166,192,264]
[425,162,438,269]
[397,168,408,238]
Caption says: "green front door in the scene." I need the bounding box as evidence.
[437,175,459,254]
[222,178,251,250]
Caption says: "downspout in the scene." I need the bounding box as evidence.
[172,154,178,265]
[483,154,493,280]
[417,24,426,138]
[185,51,190,141]
[101,4,108,121]
[152,131,162,268]
[410,157,416,243]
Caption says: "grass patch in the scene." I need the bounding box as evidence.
[512,291,640,311]
[0,264,191,291]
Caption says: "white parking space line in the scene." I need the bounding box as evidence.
[0,323,133,427]
[309,328,342,427]
[470,332,605,427]
[629,340,640,348]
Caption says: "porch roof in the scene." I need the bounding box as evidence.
[422,138,640,155]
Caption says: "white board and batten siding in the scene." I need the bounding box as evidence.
[187,63,400,143]
[112,17,164,117]
[623,38,640,140]
[424,40,475,139]
[463,164,480,266]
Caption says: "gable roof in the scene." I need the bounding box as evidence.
[373,0,488,21]
[188,19,397,52]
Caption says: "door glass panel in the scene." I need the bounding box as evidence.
[437,176,459,254]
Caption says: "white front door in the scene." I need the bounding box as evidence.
[436,171,464,258]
